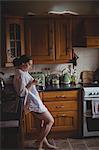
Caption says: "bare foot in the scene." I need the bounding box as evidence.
[32,140,44,149]
[44,143,58,149]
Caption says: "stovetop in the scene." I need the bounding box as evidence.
[83,84,99,98]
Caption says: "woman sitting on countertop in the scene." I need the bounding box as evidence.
[13,55,57,150]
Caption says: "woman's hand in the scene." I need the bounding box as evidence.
[31,79,38,85]
[26,79,37,89]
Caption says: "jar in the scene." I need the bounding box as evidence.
[51,74,59,85]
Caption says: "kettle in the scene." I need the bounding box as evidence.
[63,73,71,84]
[61,68,71,84]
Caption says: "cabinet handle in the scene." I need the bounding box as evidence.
[57,114,66,117]
[61,114,66,117]
[56,106,64,108]
[56,95,66,98]
[48,22,54,54]
[49,48,53,54]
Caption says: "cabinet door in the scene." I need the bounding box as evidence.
[72,17,86,47]
[55,18,72,62]
[85,16,99,48]
[25,18,55,64]
[5,17,25,67]
[85,16,99,36]
[23,112,37,134]
[51,111,77,131]
[72,16,99,47]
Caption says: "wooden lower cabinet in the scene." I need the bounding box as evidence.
[42,90,80,135]
[23,90,82,137]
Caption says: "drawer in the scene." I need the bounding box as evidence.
[51,111,77,131]
[44,101,77,111]
[42,91,78,101]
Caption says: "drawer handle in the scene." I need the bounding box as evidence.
[56,95,66,98]
[56,106,64,108]
[61,114,66,117]
[57,114,66,117]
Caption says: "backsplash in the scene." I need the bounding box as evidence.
[0,63,73,84]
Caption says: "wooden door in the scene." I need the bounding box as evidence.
[85,16,99,36]
[51,111,77,131]
[23,112,37,134]
[72,16,99,48]
[25,18,55,64]
[5,16,25,67]
[85,16,99,48]
[55,18,72,62]
[72,17,86,47]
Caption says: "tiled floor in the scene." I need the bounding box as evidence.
[24,137,99,150]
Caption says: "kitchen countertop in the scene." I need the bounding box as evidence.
[37,83,83,91]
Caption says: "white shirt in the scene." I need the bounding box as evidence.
[13,69,47,114]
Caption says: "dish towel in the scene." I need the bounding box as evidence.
[92,100,99,118]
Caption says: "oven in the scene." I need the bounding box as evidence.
[83,86,99,137]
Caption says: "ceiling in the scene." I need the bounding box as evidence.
[1,0,99,16]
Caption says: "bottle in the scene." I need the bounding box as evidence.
[46,68,51,86]
[71,69,77,85]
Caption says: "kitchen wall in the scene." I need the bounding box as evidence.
[74,47,99,78]
[0,48,99,84]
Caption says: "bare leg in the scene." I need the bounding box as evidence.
[34,117,57,149]
[32,110,57,149]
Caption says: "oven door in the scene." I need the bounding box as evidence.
[83,97,99,137]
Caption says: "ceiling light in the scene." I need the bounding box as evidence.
[48,10,78,15]
[27,12,36,16]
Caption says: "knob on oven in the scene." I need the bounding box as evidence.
[89,92,92,95]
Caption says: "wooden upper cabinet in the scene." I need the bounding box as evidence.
[72,16,99,48]
[55,18,72,62]
[5,16,25,67]
[25,16,72,64]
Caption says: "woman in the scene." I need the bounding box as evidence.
[13,55,57,150]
